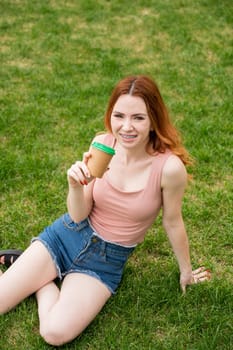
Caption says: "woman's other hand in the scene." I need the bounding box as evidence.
[180,266,211,293]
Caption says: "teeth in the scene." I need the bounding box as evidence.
[122,135,136,139]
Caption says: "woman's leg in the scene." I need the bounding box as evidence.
[0,241,57,313]
[37,273,111,346]
[1,241,112,346]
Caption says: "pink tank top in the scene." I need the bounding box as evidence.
[89,134,172,246]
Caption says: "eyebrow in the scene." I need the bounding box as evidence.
[113,111,147,116]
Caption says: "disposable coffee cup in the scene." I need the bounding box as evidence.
[87,142,115,178]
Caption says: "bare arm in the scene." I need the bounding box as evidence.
[161,155,211,292]
[161,156,192,286]
[67,134,107,222]
[67,155,94,222]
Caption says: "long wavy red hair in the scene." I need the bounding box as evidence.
[104,75,192,166]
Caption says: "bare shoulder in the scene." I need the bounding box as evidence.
[92,133,108,143]
[88,133,108,150]
[161,155,187,189]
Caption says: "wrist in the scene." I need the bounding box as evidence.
[68,182,84,190]
[180,267,192,275]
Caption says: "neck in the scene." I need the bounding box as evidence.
[115,144,149,165]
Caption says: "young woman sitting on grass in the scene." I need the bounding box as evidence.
[0,75,211,346]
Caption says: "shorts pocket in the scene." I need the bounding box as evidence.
[105,247,132,269]
[73,238,93,263]
[62,213,88,232]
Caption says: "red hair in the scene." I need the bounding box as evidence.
[104,75,192,166]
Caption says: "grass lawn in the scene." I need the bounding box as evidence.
[0,0,232,349]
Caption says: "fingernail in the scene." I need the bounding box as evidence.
[80,181,84,185]
[84,180,88,185]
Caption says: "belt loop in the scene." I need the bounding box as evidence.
[100,240,106,256]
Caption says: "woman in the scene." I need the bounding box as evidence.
[0,75,211,346]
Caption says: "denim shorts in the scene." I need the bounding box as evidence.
[32,213,135,294]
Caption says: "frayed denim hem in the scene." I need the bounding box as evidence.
[31,237,62,280]
[64,269,115,295]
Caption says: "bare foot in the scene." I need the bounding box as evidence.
[0,250,23,267]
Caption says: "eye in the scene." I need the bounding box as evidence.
[113,113,124,118]
[134,115,145,120]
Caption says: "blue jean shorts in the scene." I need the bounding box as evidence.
[32,213,135,294]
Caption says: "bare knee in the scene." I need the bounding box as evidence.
[0,298,17,315]
[40,321,80,346]
[0,305,9,315]
[40,328,66,346]
[0,303,7,315]
[40,325,67,346]
[0,276,8,314]
[0,286,13,315]
[0,297,6,314]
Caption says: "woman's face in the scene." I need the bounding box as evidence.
[110,94,151,150]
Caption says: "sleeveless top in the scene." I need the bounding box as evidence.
[89,134,172,246]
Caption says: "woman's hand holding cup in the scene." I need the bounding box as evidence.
[67,151,93,187]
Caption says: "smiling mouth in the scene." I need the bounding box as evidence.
[120,134,137,139]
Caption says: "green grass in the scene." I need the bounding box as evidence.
[0,0,232,349]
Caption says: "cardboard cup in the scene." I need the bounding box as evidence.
[87,142,115,178]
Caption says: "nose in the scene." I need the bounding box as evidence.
[122,117,133,131]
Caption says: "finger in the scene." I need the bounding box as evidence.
[192,267,211,281]
[192,266,206,275]
[77,159,91,178]
[83,151,92,160]
[192,272,211,284]
[67,169,84,185]
[181,283,186,294]
[196,270,211,279]
[198,276,211,282]
[83,152,92,165]
[200,271,211,280]
[72,162,89,179]
[67,165,87,185]
[82,164,92,178]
